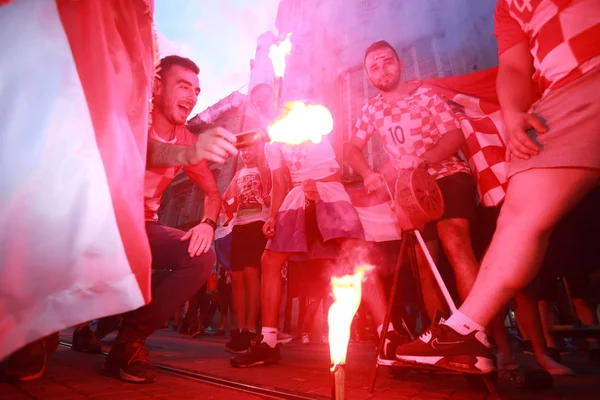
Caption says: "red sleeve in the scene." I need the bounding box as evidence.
[494,0,529,56]
[179,127,219,192]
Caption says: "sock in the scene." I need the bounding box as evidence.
[443,311,484,335]
[377,323,395,355]
[261,327,278,348]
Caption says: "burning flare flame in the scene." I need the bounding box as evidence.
[268,33,292,78]
[328,264,374,368]
[267,101,334,145]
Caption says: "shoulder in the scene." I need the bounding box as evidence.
[413,84,441,104]
[363,94,383,112]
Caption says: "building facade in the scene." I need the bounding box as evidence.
[252,0,499,183]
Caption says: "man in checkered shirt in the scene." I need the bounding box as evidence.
[346,40,481,344]
[101,55,238,383]
[395,0,600,374]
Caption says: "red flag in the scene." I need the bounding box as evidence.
[425,68,509,207]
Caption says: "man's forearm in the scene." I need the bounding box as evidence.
[345,144,374,178]
[203,191,221,221]
[147,141,191,168]
[497,66,535,114]
[421,129,465,164]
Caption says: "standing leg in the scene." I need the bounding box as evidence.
[395,167,599,373]
[231,271,246,329]
[515,290,574,375]
[231,249,290,367]
[245,266,262,334]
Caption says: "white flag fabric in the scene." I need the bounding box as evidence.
[0,0,155,359]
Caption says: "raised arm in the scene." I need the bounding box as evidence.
[147,127,238,168]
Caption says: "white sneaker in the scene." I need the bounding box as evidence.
[301,333,310,345]
[537,354,575,376]
[277,332,293,344]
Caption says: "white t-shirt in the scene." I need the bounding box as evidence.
[229,167,270,226]
[264,137,339,184]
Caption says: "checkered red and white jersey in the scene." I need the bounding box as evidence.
[144,126,209,221]
[354,84,470,180]
[495,0,600,95]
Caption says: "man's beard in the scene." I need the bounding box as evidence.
[374,74,401,92]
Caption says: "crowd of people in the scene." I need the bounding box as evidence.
[1,0,599,392]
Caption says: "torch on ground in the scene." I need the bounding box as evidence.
[328,265,374,400]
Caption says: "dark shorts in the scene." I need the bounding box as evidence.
[423,172,477,241]
[231,221,267,271]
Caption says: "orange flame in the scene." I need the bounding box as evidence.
[267,101,333,145]
[328,264,374,368]
[268,33,292,78]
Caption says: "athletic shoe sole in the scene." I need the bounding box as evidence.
[396,355,496,374]
[230,359,280,368]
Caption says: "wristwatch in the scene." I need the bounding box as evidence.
[201,217,217,231]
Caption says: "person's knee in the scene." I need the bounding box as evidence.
[189,249,215,285]
[497,196,555,239]
[261,251,281,277]
[437,218,472,252]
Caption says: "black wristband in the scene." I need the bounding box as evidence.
[201,218,217,231]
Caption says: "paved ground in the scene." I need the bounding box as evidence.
[2,329,599,400]
[0,346,265,400]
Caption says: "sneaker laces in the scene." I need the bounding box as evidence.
[418,330,432,343]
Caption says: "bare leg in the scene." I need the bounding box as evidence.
[460,168,599,327]
[437,218,479,301]
[245,266,261,332]
[538,300,560,348]
[415,240,449,320]
[232,271,246,330]
[573,298,600,349]
[515,290,574,374]
[362,272,389,328]
[261,250,290,329]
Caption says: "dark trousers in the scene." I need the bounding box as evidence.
[119,222,215,342]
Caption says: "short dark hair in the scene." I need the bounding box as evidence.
[364,40,399,64]
[156,55,199,80]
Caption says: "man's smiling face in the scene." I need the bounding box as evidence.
[155,65,201,125]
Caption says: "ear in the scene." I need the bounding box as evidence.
[152,77,163,98]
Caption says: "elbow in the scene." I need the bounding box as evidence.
[343,142,357,159]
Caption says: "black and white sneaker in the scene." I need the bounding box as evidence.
[395,323,495,374]
[72,326,102,354]
[383,330,410,360]
[225,329,254,354]
[230,338,280,368]
[103,339,157,383]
